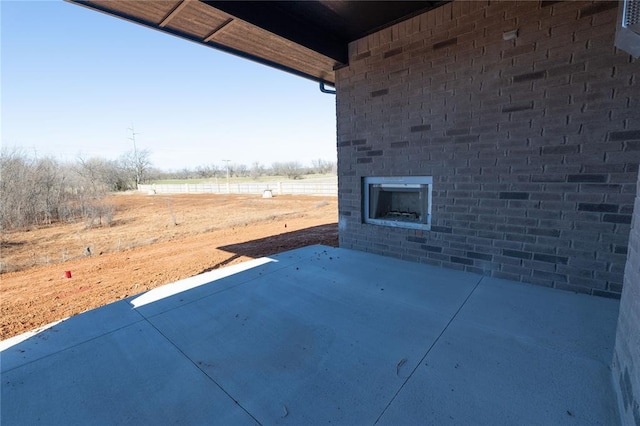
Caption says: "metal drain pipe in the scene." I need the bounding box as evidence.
[319,82,336,94]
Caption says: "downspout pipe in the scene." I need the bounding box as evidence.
[319,82,336,94]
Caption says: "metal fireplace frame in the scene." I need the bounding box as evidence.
[363,176,433,230]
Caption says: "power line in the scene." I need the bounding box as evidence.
[128,125,141,186]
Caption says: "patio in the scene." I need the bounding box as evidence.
[1,245,620,424]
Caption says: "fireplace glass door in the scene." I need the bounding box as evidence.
[364,176,432,230]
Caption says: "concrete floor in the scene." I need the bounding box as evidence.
[1,245,620,425]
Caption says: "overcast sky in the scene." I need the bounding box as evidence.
[1,0,337,171]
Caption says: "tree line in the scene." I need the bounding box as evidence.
[0,149,147,231]
[0,149,335,231]
[162,159,335,181]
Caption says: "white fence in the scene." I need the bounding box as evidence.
[138,181,337,196]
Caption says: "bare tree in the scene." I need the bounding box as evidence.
[232,163,248,177]
[76,156,107,194]
[0,149,122,231]
[250,162,265,179]
[0,150,72,229]
[76,156,132,192]
[103,160,132,191]
[311,159,336,174]
[272,161,304,179]
[33,157,63,224]
[120,148,152,187]
[195,164,220,179]
[1,149,33,229]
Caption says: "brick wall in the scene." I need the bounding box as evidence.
[335,0,640,296]
[613,169,640,424]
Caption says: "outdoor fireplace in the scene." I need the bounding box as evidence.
[363,176,432,230]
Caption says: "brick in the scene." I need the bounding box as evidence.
[625,141,640,151]
[513,71,546,83]
[505,232,536,244]
[609,130,640,141]
[492,270,521,281]
[527,227,561,238]
[577,203,618,212]
[614,245,628,255]
[467,251,493,261]
[353,51,371,61]
[591,289,621,299]
[580,183,622,193]
[383,47,403,58]
[503,44,535,59]
[502,102,534,113]
[389,68,409,78]
[371,89,389,97]
[502,249,533,260]
[499,192,530,200]
[541,145,580,155]
[533,270,567,282]
[582,164,626,174]
[450,256,474,265]
[568,174,607,183]
[390,141,409,148]
[531,174,566,183]
[533,253,569,264]
[454,135,479,144]
[603,214,632,224]
[578,2,618,18]
[407,236,426,244]
[503,264,532,276]
[410,124,432,132]
[433,37,458,50]
[446,128,471,136]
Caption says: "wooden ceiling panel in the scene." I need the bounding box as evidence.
[85,0,177,25]
[163,1,231,39]
[213,20,338,83]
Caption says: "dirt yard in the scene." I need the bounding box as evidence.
[0,193,338,340]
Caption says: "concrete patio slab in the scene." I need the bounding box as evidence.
[0,299,142,372]
[145,248,479,424]
[130,256,279,317]
[377,321,618,425]
[453,276,620,364]
[2,321,259,425]
[0,245,620,425]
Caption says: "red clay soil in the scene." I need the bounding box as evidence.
[0,193,338,340]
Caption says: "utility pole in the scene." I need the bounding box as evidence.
[222,159,231,194]
[128,125,140,187]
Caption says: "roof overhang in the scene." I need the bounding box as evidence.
[66,1,447,84]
